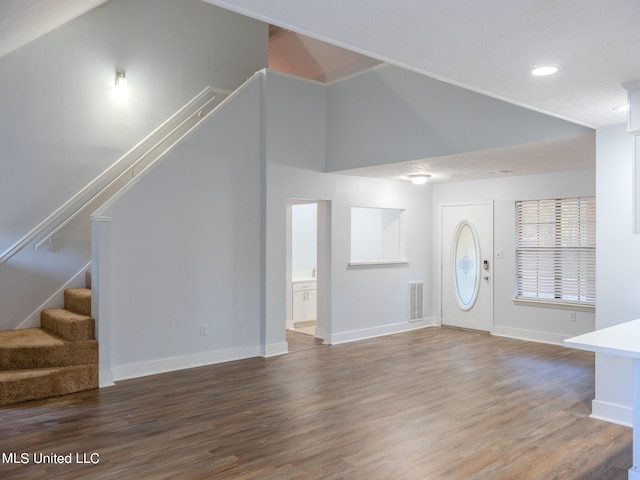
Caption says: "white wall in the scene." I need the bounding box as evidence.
[432,168,596,344]
[0,0,267,331]
[593,123,637,425]
[265,71,434,354]
[95,77,264,380]
[269,164,434,347]
[291,203,317,278]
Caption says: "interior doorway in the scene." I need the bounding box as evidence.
[286,199,330,351]
[290,201,318,334]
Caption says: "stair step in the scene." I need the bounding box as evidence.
[85,268,92,289]
[0,364,98,406]
[0,328,97,370]
[41,309,95,341]
[64,288,91,316]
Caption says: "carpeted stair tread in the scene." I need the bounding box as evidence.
[0,364,98,406]
[41,308,95,342]
[0,328,97,370]
[0,327,63,348]
[64,288,92,316]
[0,274,98,406]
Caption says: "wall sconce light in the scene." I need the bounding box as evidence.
[115,71,128,89]
[113,70,128,101]
[408,174,431,185]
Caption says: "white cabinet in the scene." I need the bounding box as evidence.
[292,281,317,324]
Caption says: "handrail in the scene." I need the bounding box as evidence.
[92,70,266,219]
[34,93,223,250]
[0,86,230,264]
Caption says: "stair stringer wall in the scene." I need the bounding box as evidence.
[93,75,265,382]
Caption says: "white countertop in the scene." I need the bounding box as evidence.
[292,278,316,284]
[564,319,640,359]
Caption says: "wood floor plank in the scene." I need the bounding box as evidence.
[0,327,632,479]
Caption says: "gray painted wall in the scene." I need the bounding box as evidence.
[266,72,327,172]
[0,0,267,253]
[0,0,267,331]
[97,77,264,378]
[325,65,593,172]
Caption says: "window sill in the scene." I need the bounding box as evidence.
[513,297,595,313]
[348,260,409,267]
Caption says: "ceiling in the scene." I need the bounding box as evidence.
[3,0,635,183]
[202,0,639,183]
[0,0,108,59]
[338,134,595,183]
[206,0,640,130]
[269,26,382,84]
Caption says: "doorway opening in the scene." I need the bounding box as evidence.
[286,199,330,352]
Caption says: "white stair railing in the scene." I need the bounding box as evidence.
[0,86,230,264]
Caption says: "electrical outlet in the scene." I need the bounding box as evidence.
[200,324,208,336]
[569,311,576,322]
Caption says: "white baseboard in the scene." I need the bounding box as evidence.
[315,326,328,341]
[16,261,91,330]
[99,369,115,388]
[263,342,289,357]
[590,399,632,427]
[492,325,568,346]
[328,318,436,345]
[111,345,262,381]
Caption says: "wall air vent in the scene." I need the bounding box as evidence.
[409,281,424,321]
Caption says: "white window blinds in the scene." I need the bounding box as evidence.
[515,197,595,305]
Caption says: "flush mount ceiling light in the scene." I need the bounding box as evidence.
[531,65,558,76]
[408,174,431,185]
[613,104,630,112]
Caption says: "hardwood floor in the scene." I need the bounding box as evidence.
[0,327,632,479]
[287,330,324,353]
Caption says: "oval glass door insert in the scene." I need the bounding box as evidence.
[453,221,480,310]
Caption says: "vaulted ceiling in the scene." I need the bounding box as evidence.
[204,0,640,130]
[4,0,637,182]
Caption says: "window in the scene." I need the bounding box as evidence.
[515,197,595,306]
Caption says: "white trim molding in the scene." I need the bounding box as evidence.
[111,345,262,382]
[591,399,633,428]
[263,342,289,357]
[492,325,569,346]
[327,318,436,345]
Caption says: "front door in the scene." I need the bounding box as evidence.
[441,203,493,331]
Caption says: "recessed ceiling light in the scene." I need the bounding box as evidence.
[531,66,558,76]
[613,104,630,112]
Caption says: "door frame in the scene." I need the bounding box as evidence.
[285,198,331,343]
[439,201,494,332]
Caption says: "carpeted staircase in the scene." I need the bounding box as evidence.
[0,271,98,406]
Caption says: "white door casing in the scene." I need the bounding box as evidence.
[441,203,493,332]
